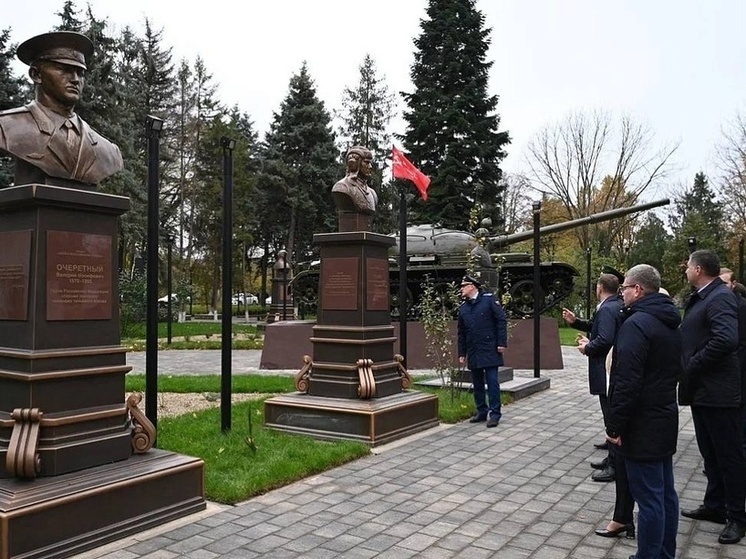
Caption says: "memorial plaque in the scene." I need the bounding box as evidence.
[321,257,359,310]
[0,230,32,320]
[47,231,113,321]
[366,258,389,311]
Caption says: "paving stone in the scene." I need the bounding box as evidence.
[66,347,731,559]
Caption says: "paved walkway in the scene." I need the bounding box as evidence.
[75,348,742,558]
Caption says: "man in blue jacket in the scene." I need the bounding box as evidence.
[458,275,508,428]
[563,273,624,482]
[605,264,682,559]
[680,250,746,545]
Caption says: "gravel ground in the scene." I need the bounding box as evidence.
[137,393,265,418]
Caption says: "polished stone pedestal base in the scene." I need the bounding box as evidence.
[264,391,439,446]
[0,450,205,559]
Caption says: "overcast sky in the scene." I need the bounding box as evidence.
[5,0,746,199]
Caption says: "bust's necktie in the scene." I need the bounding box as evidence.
[62,119,79,150]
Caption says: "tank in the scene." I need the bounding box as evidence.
[290,199,670,318]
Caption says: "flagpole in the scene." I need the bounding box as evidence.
[398,181,408,367]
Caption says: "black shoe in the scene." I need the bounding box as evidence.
[718,520,746,544]
[590,458,609,470]
[469,415,487,423]
[594,523,635,539]
[591,467,615,482]
[594,441,609,450]
[681,505,727,524]
[486,417,499,428]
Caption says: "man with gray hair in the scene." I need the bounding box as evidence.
[605,264,681,559]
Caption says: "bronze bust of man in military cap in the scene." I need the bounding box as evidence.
[331,145,377,231]
[0,31,123,189]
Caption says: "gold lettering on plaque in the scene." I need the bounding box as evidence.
[321,257,359,310]
[0,231,32,321]
[47,231,113,321]
[366,258,389,311]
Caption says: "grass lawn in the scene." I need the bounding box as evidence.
[157,400,371,503]
[123,322,263,351]
[131,375,500,503]
[558,325,581,346]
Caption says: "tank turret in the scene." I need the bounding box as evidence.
[292,198,670,318]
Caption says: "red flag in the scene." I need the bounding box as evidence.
[392,146,431,200]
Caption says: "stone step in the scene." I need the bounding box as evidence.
[415,369,550,401]
[416,366,514,388]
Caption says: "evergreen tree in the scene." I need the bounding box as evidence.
[337,54,397,234]
[261,63,340,262]
[0,28,29,187]
[664,172,727,294]
[183,56,221,275]
[174,58,197,268]
[337,54,395,158]
[54,0,84,32]
[137,20,177,233]
[401,0,509,230]
[626,213,671,277]
[191,107,257,308]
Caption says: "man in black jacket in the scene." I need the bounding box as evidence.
[680,250,746,545]
[719,268,746,457]
[562,273,623,482]
[606,264,681,559]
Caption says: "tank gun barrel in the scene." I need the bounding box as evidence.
[489,198,670,249]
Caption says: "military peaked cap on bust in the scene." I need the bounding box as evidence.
[601,265,625,284]
[461,275,481,288]
[17,31,94,71]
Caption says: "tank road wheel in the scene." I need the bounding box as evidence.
[508,280,543,317]
[390,285,414,319]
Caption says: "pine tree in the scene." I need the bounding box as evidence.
[337,54,397,233]
[626,213,671,275]
[663,172,727,293]
[401,0,509,230]
[54,0,84,32]
[261,63,340,262]
[0,27,30,187]
[337,54,395,158]
[191,108,257,309]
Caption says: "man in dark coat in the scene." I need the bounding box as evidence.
[605,264,681,559]
[457,275,508,428]
[562,273,624,482]
[719,268,746,457]
[680,250,746,545]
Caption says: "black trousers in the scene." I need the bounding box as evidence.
[598,394,616,463]
[612,451,634,524]
[691,405,746,524]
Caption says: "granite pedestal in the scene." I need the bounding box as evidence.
[265,231,438,445]
[0,185,204,559]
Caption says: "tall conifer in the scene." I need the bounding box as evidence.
[402,0,509,230]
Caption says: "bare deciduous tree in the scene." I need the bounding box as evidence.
[498,173,533,233]
[716,111,746,232]
[524,110,678,253]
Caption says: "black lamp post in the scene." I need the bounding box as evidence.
[739,237,744,281]
[532,200,541,379]
[585,247,592,318]
[282,252,288,321]
[221,136,236,432]
[166,234,174,345]
[145,115,164,430]
[687,237,697,254]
